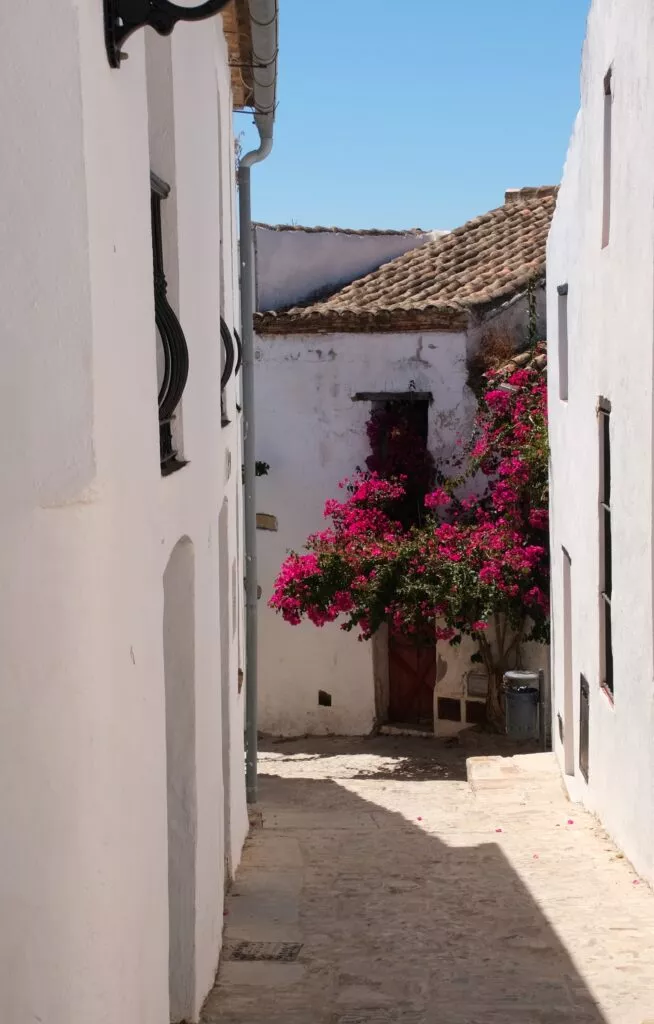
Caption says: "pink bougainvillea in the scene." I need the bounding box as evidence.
[270,349,549,725]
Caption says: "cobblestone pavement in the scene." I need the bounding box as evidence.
[202,736,654,1024]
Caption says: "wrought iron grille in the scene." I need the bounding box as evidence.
[151,173,189,475]
[220,316,236,427]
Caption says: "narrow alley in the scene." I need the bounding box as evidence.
[203,738,654,1024]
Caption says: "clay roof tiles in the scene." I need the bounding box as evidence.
[253,222,428,236]
[223,0,255,109]
[256,187,558,335]
[493,344,548,379]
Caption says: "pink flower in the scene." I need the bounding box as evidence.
[424,487,451,510]
[529,508,548,530]
[479,564,501,585]
[471,437,488,458]
[269,373,549,648]
[485,389,512,414]
[507,369,531,388]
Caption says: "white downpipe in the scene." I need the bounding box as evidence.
[239,0,277,804]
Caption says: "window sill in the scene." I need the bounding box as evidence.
[600,682,614,707]
[161,456,188,478]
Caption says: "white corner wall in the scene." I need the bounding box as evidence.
[0,6,247,1023]
[254,224,439,311]
[547,0,654,883]
[255,329,476,737]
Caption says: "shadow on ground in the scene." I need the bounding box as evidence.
[200,737,650,1023]
[258,732,540,782]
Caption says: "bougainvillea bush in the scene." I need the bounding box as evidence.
[270,355,549,726]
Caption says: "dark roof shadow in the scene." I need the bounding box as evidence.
[235,770,610,1024]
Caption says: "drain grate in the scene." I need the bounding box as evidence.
[336,1015,393,1024]
[224,941,303,962]
[335,1014,424,1024]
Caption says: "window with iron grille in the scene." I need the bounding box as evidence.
[220,317,237,427]
[151,172,189,475]
[598,400,613,695]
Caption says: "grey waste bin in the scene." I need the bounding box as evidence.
[504,670,540,740]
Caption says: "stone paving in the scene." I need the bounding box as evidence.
[202,735,654,1024]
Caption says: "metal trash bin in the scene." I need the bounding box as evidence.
[504,670,540,740]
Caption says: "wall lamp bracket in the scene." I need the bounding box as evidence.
[104,0,232,68]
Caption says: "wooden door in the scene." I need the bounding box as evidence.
[388,631,436,727]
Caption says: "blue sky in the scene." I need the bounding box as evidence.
[238,0,590,231]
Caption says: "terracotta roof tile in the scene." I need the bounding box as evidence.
[493,344,548,379]
[223,0,254,109]
[256,188,557,335]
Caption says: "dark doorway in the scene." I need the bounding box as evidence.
[388,630,436,728]
[369,396,436,727]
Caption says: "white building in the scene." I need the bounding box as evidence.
[0,2,277,1022]
[548,0,654,885]
[254,192,553,739]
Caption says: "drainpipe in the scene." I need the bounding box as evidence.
[239,0,278,804]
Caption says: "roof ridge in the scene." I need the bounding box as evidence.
[257,189,557,335]
[253,221,431,237]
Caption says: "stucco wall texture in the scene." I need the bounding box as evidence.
[254,223,439,313]
[255,329,477,737]
[0,8,247,1023]
[547,0,654,884]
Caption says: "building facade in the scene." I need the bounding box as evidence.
[548,0,654,884]
[0,2,276,1021]
[254,194,552,739]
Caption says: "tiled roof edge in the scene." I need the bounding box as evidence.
[253,222,431,237]
[254,305,468,336]
[491,342,548,377]
[504,185,559,205]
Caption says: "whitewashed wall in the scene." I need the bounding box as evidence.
[255,329,476,737]
[254,224,441,312]
[0,7,246,1023]
[547,0,654,883]
[467,285,547,355]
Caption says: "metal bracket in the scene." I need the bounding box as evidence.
[104,0,232,68]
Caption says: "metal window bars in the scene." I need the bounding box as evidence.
[151,173,189,475]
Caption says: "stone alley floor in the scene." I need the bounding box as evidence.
[202,736,654,1024]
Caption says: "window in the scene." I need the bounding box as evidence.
[220,317,237,427]
[151,173,189,475]
[557,284,569,401]
[602,68,613,248]
[598,399,613,695]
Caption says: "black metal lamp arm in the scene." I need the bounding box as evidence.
[105,0,233,68]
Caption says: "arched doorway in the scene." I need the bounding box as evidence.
[163,537,196,1023]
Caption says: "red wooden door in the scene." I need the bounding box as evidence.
[388,632,436,727]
